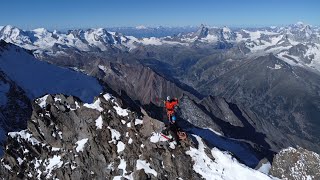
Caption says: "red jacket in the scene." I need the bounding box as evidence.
[165,99,179,114]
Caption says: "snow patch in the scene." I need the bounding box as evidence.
[150,132,169,143]
[107,162,115,171]
[103,93,112,101]
[169,142,175,149]
[8,130,40,145]
[95,115,103,129]
[17,157,23,165]
[201,34,218,43]
[114,158,134,180]
[113,104,129,116]
[3,164,12,171]
[98,65,107,72]
[108,126,121,144]
[44,155,63,178]
[136,160,158,177]
[54,97,62,102]
[51,147,60,152]
[186,135,272,180]
[257,162,272,175]
[117,141,126,153]
[136,25,147,30]
[75,138,88,152]
[274,64,282,69]
[84,98,103,112]
[140,37,163,45]
[268,64,282,70]
[37,95,49,108]
[134,119,143,125]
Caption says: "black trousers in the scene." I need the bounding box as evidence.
[164,122,180,143]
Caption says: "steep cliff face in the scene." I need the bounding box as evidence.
[92,62,198,105]
[0,93,274,180]
[0,71,31,132]
[0,71,31,156]
[0,42,32,140]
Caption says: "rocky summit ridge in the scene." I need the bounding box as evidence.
[0,93,278,180]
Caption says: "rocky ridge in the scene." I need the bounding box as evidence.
[0,93,274,180]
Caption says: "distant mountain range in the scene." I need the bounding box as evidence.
[1,22,319,73]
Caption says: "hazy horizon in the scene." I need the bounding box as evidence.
[1,21,318,32]
[0,0,319,30]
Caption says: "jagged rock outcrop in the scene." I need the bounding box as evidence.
[0,93,274,180]
[270,147,320,180]
[0,93,200,179]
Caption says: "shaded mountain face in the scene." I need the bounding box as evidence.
[91,62,200,105]
[203,54,320,153]
[0,71,31,154]
[0,40,103,103]
[0,93,275,180]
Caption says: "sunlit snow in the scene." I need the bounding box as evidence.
[75,138,89,152]
[136,160,158,177]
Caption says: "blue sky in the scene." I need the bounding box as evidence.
[0,0,319,29]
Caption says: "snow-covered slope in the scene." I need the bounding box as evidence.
[0,41,102,102]
[187,135,273,180]
[0,93,276,179]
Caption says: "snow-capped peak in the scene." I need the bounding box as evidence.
[0,25,21,36]
[135,25,147,30]
[295,21,305,26]
[1,25,17,31]
[32,28,48,34]
[222,26,231,33]
[291,21,311,30]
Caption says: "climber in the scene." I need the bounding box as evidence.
[162,96,186,145]
[164,96,179,122]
